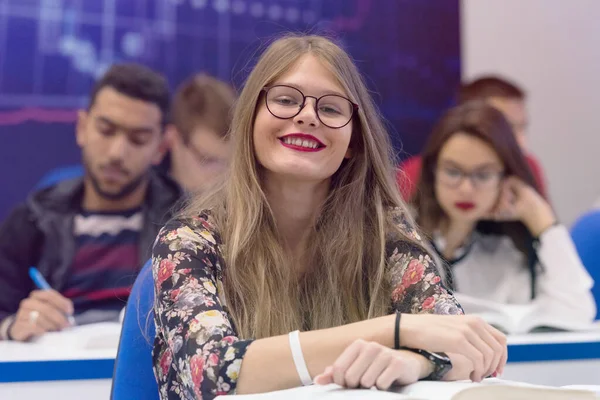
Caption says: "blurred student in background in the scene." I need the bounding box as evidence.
[165,73,235,193]
[412,101,595,323]
[399,76,548,201]
[0,63,182,342]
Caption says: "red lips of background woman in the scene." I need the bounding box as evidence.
[454,201,475,211]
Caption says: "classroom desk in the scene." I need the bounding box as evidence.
[0,323,119,400]
[0,329,599,400]
[0,345,115,400]
[503,330,600,386]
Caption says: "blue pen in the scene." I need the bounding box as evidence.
[29,267,76,326]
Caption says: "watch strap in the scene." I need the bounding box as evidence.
[402,347,452,381]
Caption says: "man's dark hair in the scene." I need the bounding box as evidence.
[458,75,525,104]
[88,63,171,127]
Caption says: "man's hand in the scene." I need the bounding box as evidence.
[8,290,74,341]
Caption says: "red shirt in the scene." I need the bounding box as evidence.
[397,154,548,202]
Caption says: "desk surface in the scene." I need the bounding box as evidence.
[0,323,119,383]
[508,330,600,345]
[0,322,120,362]
[507,330,600,363]
[1,327,599,383]
[0,342,116,362]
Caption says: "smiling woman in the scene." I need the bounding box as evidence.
[252,56,355,183]
[150,35,508,400]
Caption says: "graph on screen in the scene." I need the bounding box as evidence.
[0,0,461,220]
[0,0,337,109]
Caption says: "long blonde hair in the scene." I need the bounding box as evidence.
[182,34,429,339]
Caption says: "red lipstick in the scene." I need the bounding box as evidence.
[279,133,325,152]
[455,202,475,211]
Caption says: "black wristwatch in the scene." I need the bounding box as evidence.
[403,348,452,381]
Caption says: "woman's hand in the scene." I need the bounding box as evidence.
[399,314,507,382]
[313,340,431,390]
[490,176,556,236]
[441,353,477,381]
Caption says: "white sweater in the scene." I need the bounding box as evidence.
[434,225,597,324]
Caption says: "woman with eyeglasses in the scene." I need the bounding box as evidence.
[151,36,508,399]
[412,101,595,328]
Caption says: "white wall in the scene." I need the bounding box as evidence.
[461,0,600,225]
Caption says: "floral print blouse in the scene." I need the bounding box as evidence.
[152,211,463,399]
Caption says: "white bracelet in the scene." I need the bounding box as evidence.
[288,330,312,386]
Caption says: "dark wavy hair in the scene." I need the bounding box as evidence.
[413,100,540,297]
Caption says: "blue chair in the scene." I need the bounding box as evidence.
[34,164,84,190]
[111,259,160,399]
[571,209,600,320]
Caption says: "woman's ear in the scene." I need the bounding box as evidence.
[345,127,360,159]
[75,110,88,148]
[344,147,353,159]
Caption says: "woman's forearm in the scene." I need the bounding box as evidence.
[236,314,395,394]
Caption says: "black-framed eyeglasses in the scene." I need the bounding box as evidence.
[437,165,504,190]
[262,85,359,129]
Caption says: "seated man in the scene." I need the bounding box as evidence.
[164,73,235,192]
[398,76,548,201]
[0,63,182,341]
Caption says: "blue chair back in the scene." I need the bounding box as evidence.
[111,259,159,399]
[34,165,84,190]
[571,209,600,320]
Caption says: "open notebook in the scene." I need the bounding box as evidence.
[454,293,596,334]
[398,380,599,400]
[31,322,122,350]
[218,380,599,400]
